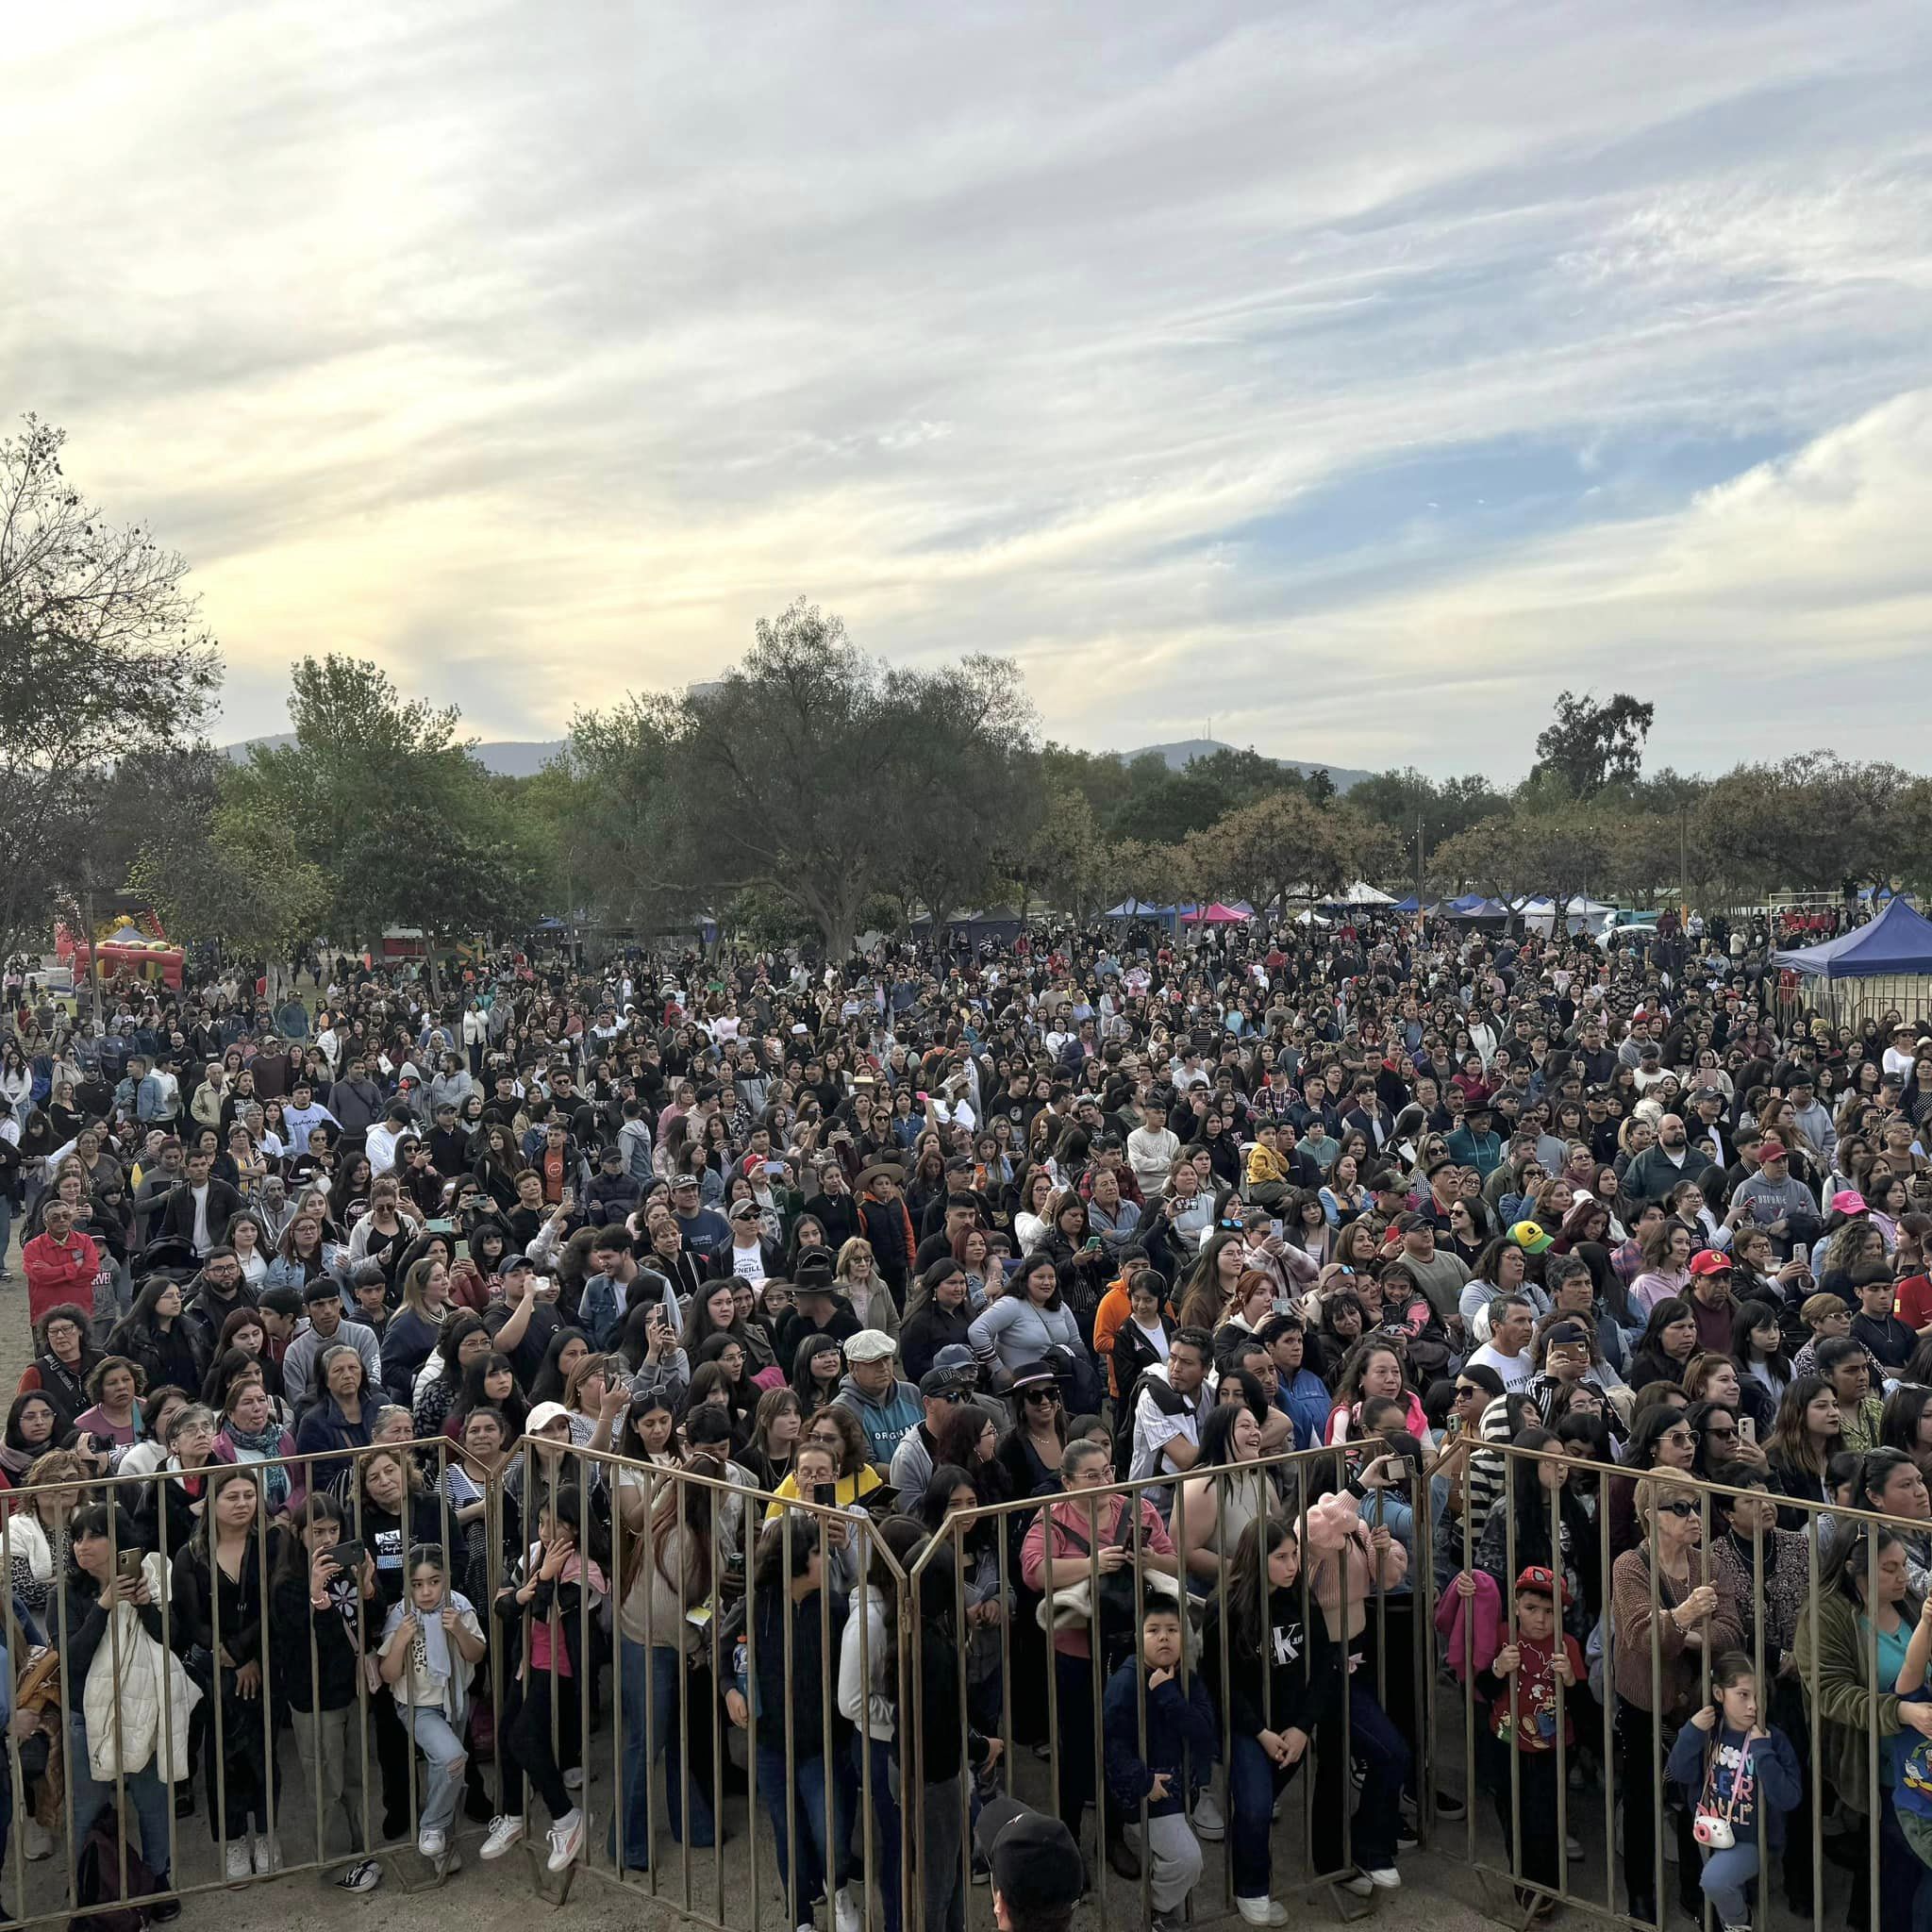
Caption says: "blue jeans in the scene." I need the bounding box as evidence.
[1696,1842,1760,1926]
[610,1641,715,1870]
[398,1706,466,1839]
[855,1733,905,1932]
[756,1743,852,1920]
[1310,1676,1409,1872]
[1228,1731,1307,1900]
[67,1715,174,1887]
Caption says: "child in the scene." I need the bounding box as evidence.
[1664,1654,1802,1932]
[1887,1591,1932,1882]
[1475,1565,1586,1914]
[375,1543,488,1874]
[481,1492,608,1872]
[1102,1595,1218,1932]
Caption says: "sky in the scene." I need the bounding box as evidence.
[6,0,1931,779]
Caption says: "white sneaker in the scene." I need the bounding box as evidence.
[1565,1834,1583,1859]
[418,1826,447,1862]
[480,1815,525,1860]
[225,1840,252,1885]
[22,1818,52,1861]
[437,1848,462,1876]
[546,1807,585,1874]
[252,1833,282,1874]
[1191,1790,1225,1840]
[1236,1898,1290,1925]
[834,1886,862,1932]
[563,1765,584,1791]
[334,1858,382,1892]
[1342,1874,1376,1897]
[1364,1867,1402,1890]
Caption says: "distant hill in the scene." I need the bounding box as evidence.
[1121,740,1373,793]
[224,736,564,778]
[221,730,1371,790]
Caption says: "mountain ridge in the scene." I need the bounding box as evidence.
[223,733,1372,791]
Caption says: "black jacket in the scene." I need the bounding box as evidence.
[151,1178,244,1255]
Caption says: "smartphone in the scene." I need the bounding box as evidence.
[1737,1417,1756,1447]
[424,1218,455,1235]
[330,1540,367,1574]
[1269,1218,1283,1240]
[116,1548,144,1581]
[764,1160,785,1176]
[812,1482,838,1512]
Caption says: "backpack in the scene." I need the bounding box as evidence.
[70,1814,160,1932]
[1113,1366,1190,1482]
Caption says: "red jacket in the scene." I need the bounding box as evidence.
[25,1229,101,1324]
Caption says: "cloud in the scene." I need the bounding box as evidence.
[3,0,1929,774]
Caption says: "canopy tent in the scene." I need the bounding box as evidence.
[1442,895,1511,922]
[1771,896,1932,1025]
[1390,896,1421,914]
[1773,896,1932,976]
[1179,902,1252,925]
[1103,899,1174,919]
[1319,881,1397,907]
[1511,894,1617,938]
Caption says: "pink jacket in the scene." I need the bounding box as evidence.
[1434,1567,1505,1683]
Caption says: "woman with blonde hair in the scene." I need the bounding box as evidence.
[836,1237,900,1341]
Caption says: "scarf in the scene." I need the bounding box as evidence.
[221,1423,291,1511]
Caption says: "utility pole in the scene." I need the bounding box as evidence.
[1678,805,1689,917]
[1415,810,1425,912]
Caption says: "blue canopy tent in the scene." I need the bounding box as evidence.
[1771,896,1932,1024]
[1444,895,1511,923]
[1391,896,1421,914]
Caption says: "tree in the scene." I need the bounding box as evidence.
[231,654,504,945]
[1015,785,1111,924]
[1533,691,1655,798]
[130,796,329,992]
[1697,754,1930,896]
[661,600,1036,959]
[1194,792,1396,913]
[0,416,219,968]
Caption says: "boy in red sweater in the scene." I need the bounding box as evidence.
[1476,1565,1587,1915]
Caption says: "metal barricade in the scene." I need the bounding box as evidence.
[10,1419,1919,1932]
[1429,1433,1923,1932]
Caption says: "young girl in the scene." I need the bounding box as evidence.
[481,1492,608,1871]
[1201,1517,1341,1925]
[1664,1655,1801,1932]
[1475,1566,1587,1914]
[271,1494,382,1892]
[376,1544,488,1873]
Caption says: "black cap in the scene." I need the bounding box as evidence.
[974,1797,1081,1913]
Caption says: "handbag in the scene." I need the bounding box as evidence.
[15,1643,61,1713]
[1691,1734,1752,1850]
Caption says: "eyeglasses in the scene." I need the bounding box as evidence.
[808,1431,843,1447]
[1660,1429,1697,1446]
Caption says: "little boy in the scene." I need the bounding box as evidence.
[1102,1596,1219,1932]
[1475,1565,1586,1914]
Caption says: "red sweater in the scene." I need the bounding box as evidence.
[25,1229,101,1324]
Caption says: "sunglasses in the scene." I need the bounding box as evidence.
[1023,1388,1060,1405]
[1656,1499,1699,1520]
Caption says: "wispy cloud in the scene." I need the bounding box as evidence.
[4,0,1929,773]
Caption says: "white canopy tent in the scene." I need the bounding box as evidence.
[1510,894,1616,938]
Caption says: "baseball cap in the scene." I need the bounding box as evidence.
[526,1401,571,1434]
[920,1367,971,1399]
[1514,1563,1569,1606]
[974,1798,1082,1915]
[932,1343,977,1374]
[1830,1189,1868,1216]
[1757,1139,1788,1160]
[1688,1249,1733,1276]
[844,1331,898,1365]
[671,1173,701,1189]
[1507,1220,1554,1255]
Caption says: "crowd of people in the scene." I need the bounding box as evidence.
[0,905,1930,1932]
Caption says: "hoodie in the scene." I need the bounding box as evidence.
[832,1371,922,1464]
[1103,1657,1219,1815]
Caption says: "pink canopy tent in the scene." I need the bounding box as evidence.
[1179,902,1251,925]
